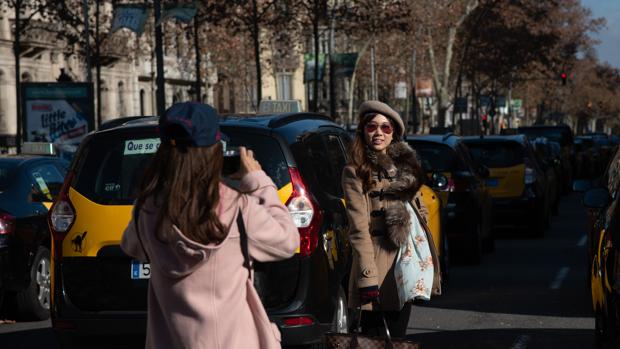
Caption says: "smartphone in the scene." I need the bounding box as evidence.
[222,145,241,177]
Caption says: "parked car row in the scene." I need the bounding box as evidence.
[575,143,620,348]
[1,114,588,348]
[0,144,69,321]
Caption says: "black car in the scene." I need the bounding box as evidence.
[517,124,574,192]
[49,113,352,347]
[0,148,68,320]
[406,134,494,264]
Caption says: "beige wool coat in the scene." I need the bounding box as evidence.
[342,164,442,311]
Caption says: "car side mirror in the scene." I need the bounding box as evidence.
[430,172,448,190]
[583,188,609,209]
[573,179,592,193]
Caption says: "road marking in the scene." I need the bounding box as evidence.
[550,267,570,290]
[511,335,531,349]
[577,236,587,247]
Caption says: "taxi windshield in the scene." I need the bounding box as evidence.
[407,141,455,172]
[466,141,524,168]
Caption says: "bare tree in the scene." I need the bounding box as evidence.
[3,0,57,151]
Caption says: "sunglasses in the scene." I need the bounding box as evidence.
[364,122,393,134]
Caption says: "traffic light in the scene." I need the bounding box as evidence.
[561,72,567,85]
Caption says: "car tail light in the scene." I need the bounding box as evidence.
[442,178,455,192]
[282,316,315,327]
[48,170,76,259]
[442,177,469,192]
[286,168,323,257]
[0,211,15,236]
[524,158,536,185]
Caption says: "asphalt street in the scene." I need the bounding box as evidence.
[408,192,595,349]
[0,193,595,349]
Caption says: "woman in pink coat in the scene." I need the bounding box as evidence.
[121,102,299,349]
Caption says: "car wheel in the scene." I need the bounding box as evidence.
[465,224,482,264]
[529,208,545,238]
[440,235,450,284]
[16,246,50,320]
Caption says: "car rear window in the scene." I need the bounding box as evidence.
[222,131,291,189]
[73,130,291,205]
[407,141,455,172]
[73,132,160,205]
[518,127,572,146]
[0,164,15,192]
[466,141,524,168]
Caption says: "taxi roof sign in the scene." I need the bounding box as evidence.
[22,142,56,155]
[258,100,302,114]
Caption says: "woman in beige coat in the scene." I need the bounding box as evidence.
[342,100,441,338]
[121,102,299,349]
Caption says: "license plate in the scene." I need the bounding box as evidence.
[131,260,151,279]
[486,178,499,187]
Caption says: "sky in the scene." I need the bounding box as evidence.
[580,0,620,68]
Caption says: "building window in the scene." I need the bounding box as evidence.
[276,73,293,100]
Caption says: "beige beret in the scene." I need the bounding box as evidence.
[358,100,405,137]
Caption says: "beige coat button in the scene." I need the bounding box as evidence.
[362,269,372,277]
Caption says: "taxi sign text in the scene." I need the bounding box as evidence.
[124,138,160,155]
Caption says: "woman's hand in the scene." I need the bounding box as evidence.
[231,146,262,179]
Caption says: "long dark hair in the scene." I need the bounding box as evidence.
[136,142,227,244]
[349,113,402,191]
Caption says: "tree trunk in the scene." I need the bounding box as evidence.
[312,5,319,112]
[154,0,166,117]
[328,5,336,118]
[14,0,21,153]
[252,0,262,108]
[194,19,201,101]
[96,0,101,126]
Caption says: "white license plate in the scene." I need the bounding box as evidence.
[131,260,151,279]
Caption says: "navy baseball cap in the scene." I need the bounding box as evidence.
[159,102,227,147]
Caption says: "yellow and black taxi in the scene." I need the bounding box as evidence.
[0,142,69,321]
[575,145,620,347]
[406,134,494,264]
[462,135,551,236]
[48,113,352,347]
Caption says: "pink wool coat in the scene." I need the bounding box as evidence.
[121,170,299,349]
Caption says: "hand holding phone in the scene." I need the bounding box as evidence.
[229,146,261,179]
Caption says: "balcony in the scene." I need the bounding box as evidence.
[10,19,58,58]
[97,35,128,66]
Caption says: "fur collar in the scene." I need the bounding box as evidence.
[366,141,423,247]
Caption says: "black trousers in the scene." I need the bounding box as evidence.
[360,302,412,338]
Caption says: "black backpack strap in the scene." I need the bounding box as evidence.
[236,209,251,275]
[133,203,150,263]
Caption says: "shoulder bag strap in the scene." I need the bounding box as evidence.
[133,203,151,263]
[236,209,251,276]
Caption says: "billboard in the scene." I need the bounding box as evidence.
[22,83,94,155]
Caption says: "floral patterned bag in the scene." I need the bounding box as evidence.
[394,202,435,309]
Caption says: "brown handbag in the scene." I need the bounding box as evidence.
[324,307,421,349]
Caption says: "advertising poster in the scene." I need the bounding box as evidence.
[22,83,94,159]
